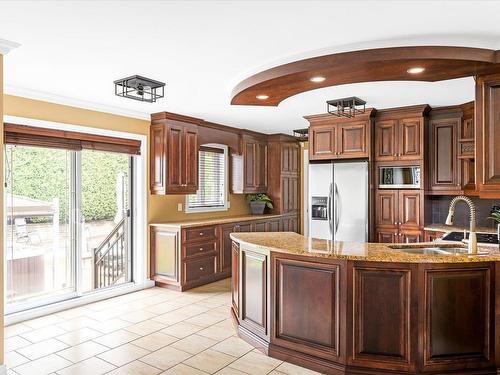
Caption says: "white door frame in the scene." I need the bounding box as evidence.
[3,115,151,325]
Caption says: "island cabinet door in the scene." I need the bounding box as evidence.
[351,265,415,372]
[420,264,495,373]
[239,247,269,341]
[231,242,239,318]
[271,256,344,362]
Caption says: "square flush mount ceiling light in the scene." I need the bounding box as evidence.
[114,75,165,103]
[326,96,366,118]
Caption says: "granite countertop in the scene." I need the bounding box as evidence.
[424,223,497,234]
[150,214,283,228]
[230,232,500,264]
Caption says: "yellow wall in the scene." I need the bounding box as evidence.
[0,53,5,365]
[3,95,249,271]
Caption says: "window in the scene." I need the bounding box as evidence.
[186,144,228,212]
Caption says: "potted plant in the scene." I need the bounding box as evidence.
[246,193,273,215]
[489,206,500,249]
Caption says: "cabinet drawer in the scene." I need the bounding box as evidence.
[184,240,217,259]
[183,256,216,284]
[184,226,217,243]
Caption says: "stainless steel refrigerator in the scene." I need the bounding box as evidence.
[308,161,368,242]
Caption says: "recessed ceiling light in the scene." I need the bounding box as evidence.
[256,94,269,100]
[407,67,425,74]
[310,76,326,83]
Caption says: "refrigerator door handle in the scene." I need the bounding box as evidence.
[328,182,333,236]
[334,182,340,234]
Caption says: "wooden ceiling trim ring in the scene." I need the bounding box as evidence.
[230,46,500,107]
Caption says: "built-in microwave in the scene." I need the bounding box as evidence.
[378,166,420,189]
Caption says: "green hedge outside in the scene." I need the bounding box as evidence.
[6,145,129,223]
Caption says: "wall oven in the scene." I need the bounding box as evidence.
[378,166,420,189]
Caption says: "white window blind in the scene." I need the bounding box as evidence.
[188,146,226,209]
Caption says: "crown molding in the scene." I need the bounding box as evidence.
[4,85,150,121]
[0,38,20,55]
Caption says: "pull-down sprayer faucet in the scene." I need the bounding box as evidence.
[445,196,477,254]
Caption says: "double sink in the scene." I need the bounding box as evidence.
[388,231,498,256]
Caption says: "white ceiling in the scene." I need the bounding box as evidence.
[1,1,500,134]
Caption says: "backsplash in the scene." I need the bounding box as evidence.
[426,196,500,228]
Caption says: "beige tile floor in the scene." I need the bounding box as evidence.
[5,279,322,375]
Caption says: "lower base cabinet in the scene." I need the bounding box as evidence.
[151,214,299,291]
[376,227,423,243]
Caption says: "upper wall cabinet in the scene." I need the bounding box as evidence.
[374,105,430,162]
[475,73,500,198]
[306,109,375,161]
[232,132,268,194]
[150,112,200,195]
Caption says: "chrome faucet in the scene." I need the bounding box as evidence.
[445,196,477,254]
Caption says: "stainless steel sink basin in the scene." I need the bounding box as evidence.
[387,244,488,256]
[397,247,470,255]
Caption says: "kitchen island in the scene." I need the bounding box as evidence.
[230,232,500,375]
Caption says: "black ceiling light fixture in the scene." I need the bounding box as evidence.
[326,96,366,118]
[114,75,165,103]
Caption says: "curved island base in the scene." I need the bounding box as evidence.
[230,232,500,375]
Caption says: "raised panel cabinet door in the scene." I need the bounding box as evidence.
[244,141,256,191]
[375,120,397,161]
[266,219,280,232]
[477,76,500,192]
[151,228,179,282]
[240,249,268,339]
[220,225,235,274]
[376,228,398,243]
[274,257,340,361]
[150,124,166,194]
[423,268,492,370]
[290,144,299,173]
[183,126,199,192]
[231,242,240,316]
[166,124,184,192]
[461,158,476,191]
[399,118,423,160]
[289,176,299,213]
[281,176,290,213]
[338,121,367,158]
[399,190,422,229]
[281,145,290,173]
[400,230,422,243]
[255,142,268,191]
[239,222,253,233]
[352,267,411,369]
[310,124,337,160]
[375,190,398,227]
[253,221,267,232]
[429,118,460,191]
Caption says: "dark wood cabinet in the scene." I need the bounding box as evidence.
[233,133,268,194]
[309,124,337,160]
[150,112,200,195]
[374,106,429,162]
[306,110,374,161]
[427,109,461,193]
[151,214,297,291]
[475,73,500,197]
[267,135,300,217]
[375,190,423,243]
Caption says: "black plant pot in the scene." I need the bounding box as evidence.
[249,201,266,215]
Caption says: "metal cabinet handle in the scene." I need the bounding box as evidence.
[199,267,204,271]
[199,232,204,236]
[199,247,203,251]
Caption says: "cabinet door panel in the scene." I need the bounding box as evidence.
[375,190,398,227]
[152,228,179,282]
[266,219,280,232]
[399,191,422,229]
[184,126,198,191]
[310,125,336,160]
[231,242,239,316]
[256,142,268,191]
[376,228,398,243]
[281,176,289,213]
[399,118,422,160]
[429,118,460,191]
[375,120,397,161]
[244,142,256,190]
[221,225,236,274]
[167,125,184,190]
[339,122,367,158]
[150,125,166,193]
[400,230,422,243]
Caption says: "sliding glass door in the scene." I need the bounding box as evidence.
[5,144,133,313]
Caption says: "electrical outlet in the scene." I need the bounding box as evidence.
[177,203,183,212]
